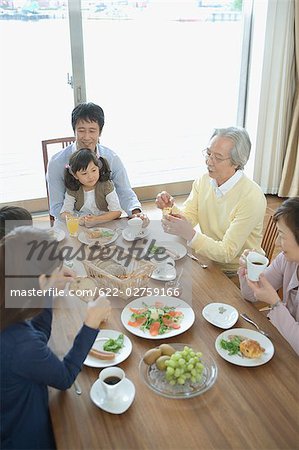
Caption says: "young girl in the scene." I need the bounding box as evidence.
[0,227,111,449]
[60,149,122,227]
[238,197,299,355]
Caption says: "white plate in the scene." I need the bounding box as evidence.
[84,330,132,368]
[51,228,65,242]
[202,303,239,329]
[149,241,187,260]
[121,295,195,340]
[78,228,118,246]
[151,264,176,281]
[90,378,135,414]
[122,227,150,241]
[215,328,275,367]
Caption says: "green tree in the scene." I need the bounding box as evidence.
[231,0,243,11]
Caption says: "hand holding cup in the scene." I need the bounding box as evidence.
[246,251,269,281]
[127,217,143,238]
[131,211,150,228]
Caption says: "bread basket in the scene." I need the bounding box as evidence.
[82,246,155,300]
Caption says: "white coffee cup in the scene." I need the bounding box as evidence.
[246,251,269,281]
[127,217,143,238]
[99,367,125,402]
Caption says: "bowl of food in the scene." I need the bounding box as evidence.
[139,343,217,399]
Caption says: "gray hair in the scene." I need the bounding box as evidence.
[210,127,251,170]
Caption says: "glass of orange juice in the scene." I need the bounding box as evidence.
[66,213,80,237]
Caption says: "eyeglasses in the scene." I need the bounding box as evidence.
[202,148,231,163]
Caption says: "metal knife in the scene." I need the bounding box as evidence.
[187,253,208,268]
[73,380,82,395]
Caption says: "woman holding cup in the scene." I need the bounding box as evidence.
[238,198,299,355]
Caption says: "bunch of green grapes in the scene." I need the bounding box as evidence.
[164,346,204,385]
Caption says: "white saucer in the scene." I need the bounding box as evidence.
[151,264,176,281]
[148,241,187,260]
[202,303,239,329]
[90,378,135,414]
[122,227,150,241]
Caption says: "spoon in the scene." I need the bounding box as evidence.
[240,313,270,337]
[176,267,184,283]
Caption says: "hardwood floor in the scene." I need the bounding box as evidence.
[33,194,284,221]
[33,194,284,259]
[265,194,286,212]
[142,193,283,220]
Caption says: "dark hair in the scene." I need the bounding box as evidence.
[64,149,111,191]
[0,227,62,330]
[273,197,299,245]
[0,206,32,239]
[71,102,105,132]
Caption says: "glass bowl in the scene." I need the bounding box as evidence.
[139,343,218,399]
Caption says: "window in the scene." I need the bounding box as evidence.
[0,1,73,205]
[0,0,248,208]
[83,1,245,188]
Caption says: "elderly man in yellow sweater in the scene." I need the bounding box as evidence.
[156,127,266,274]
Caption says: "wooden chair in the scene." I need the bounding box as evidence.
[261,214,278,261]
[252,215,280,309]
[42,137,75,226]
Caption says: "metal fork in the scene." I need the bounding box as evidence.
[240,313,270,338]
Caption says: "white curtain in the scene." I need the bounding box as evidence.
[252,0,296,194]
[278,0,299,197]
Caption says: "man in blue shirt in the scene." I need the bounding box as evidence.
[47,102,146,221]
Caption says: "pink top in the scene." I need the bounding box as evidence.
[239,252,299,355]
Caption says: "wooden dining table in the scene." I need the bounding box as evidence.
[48,218,298,450]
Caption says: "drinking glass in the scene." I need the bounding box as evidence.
[66,214,80,238]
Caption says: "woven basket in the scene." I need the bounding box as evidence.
[82,248,155,300]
